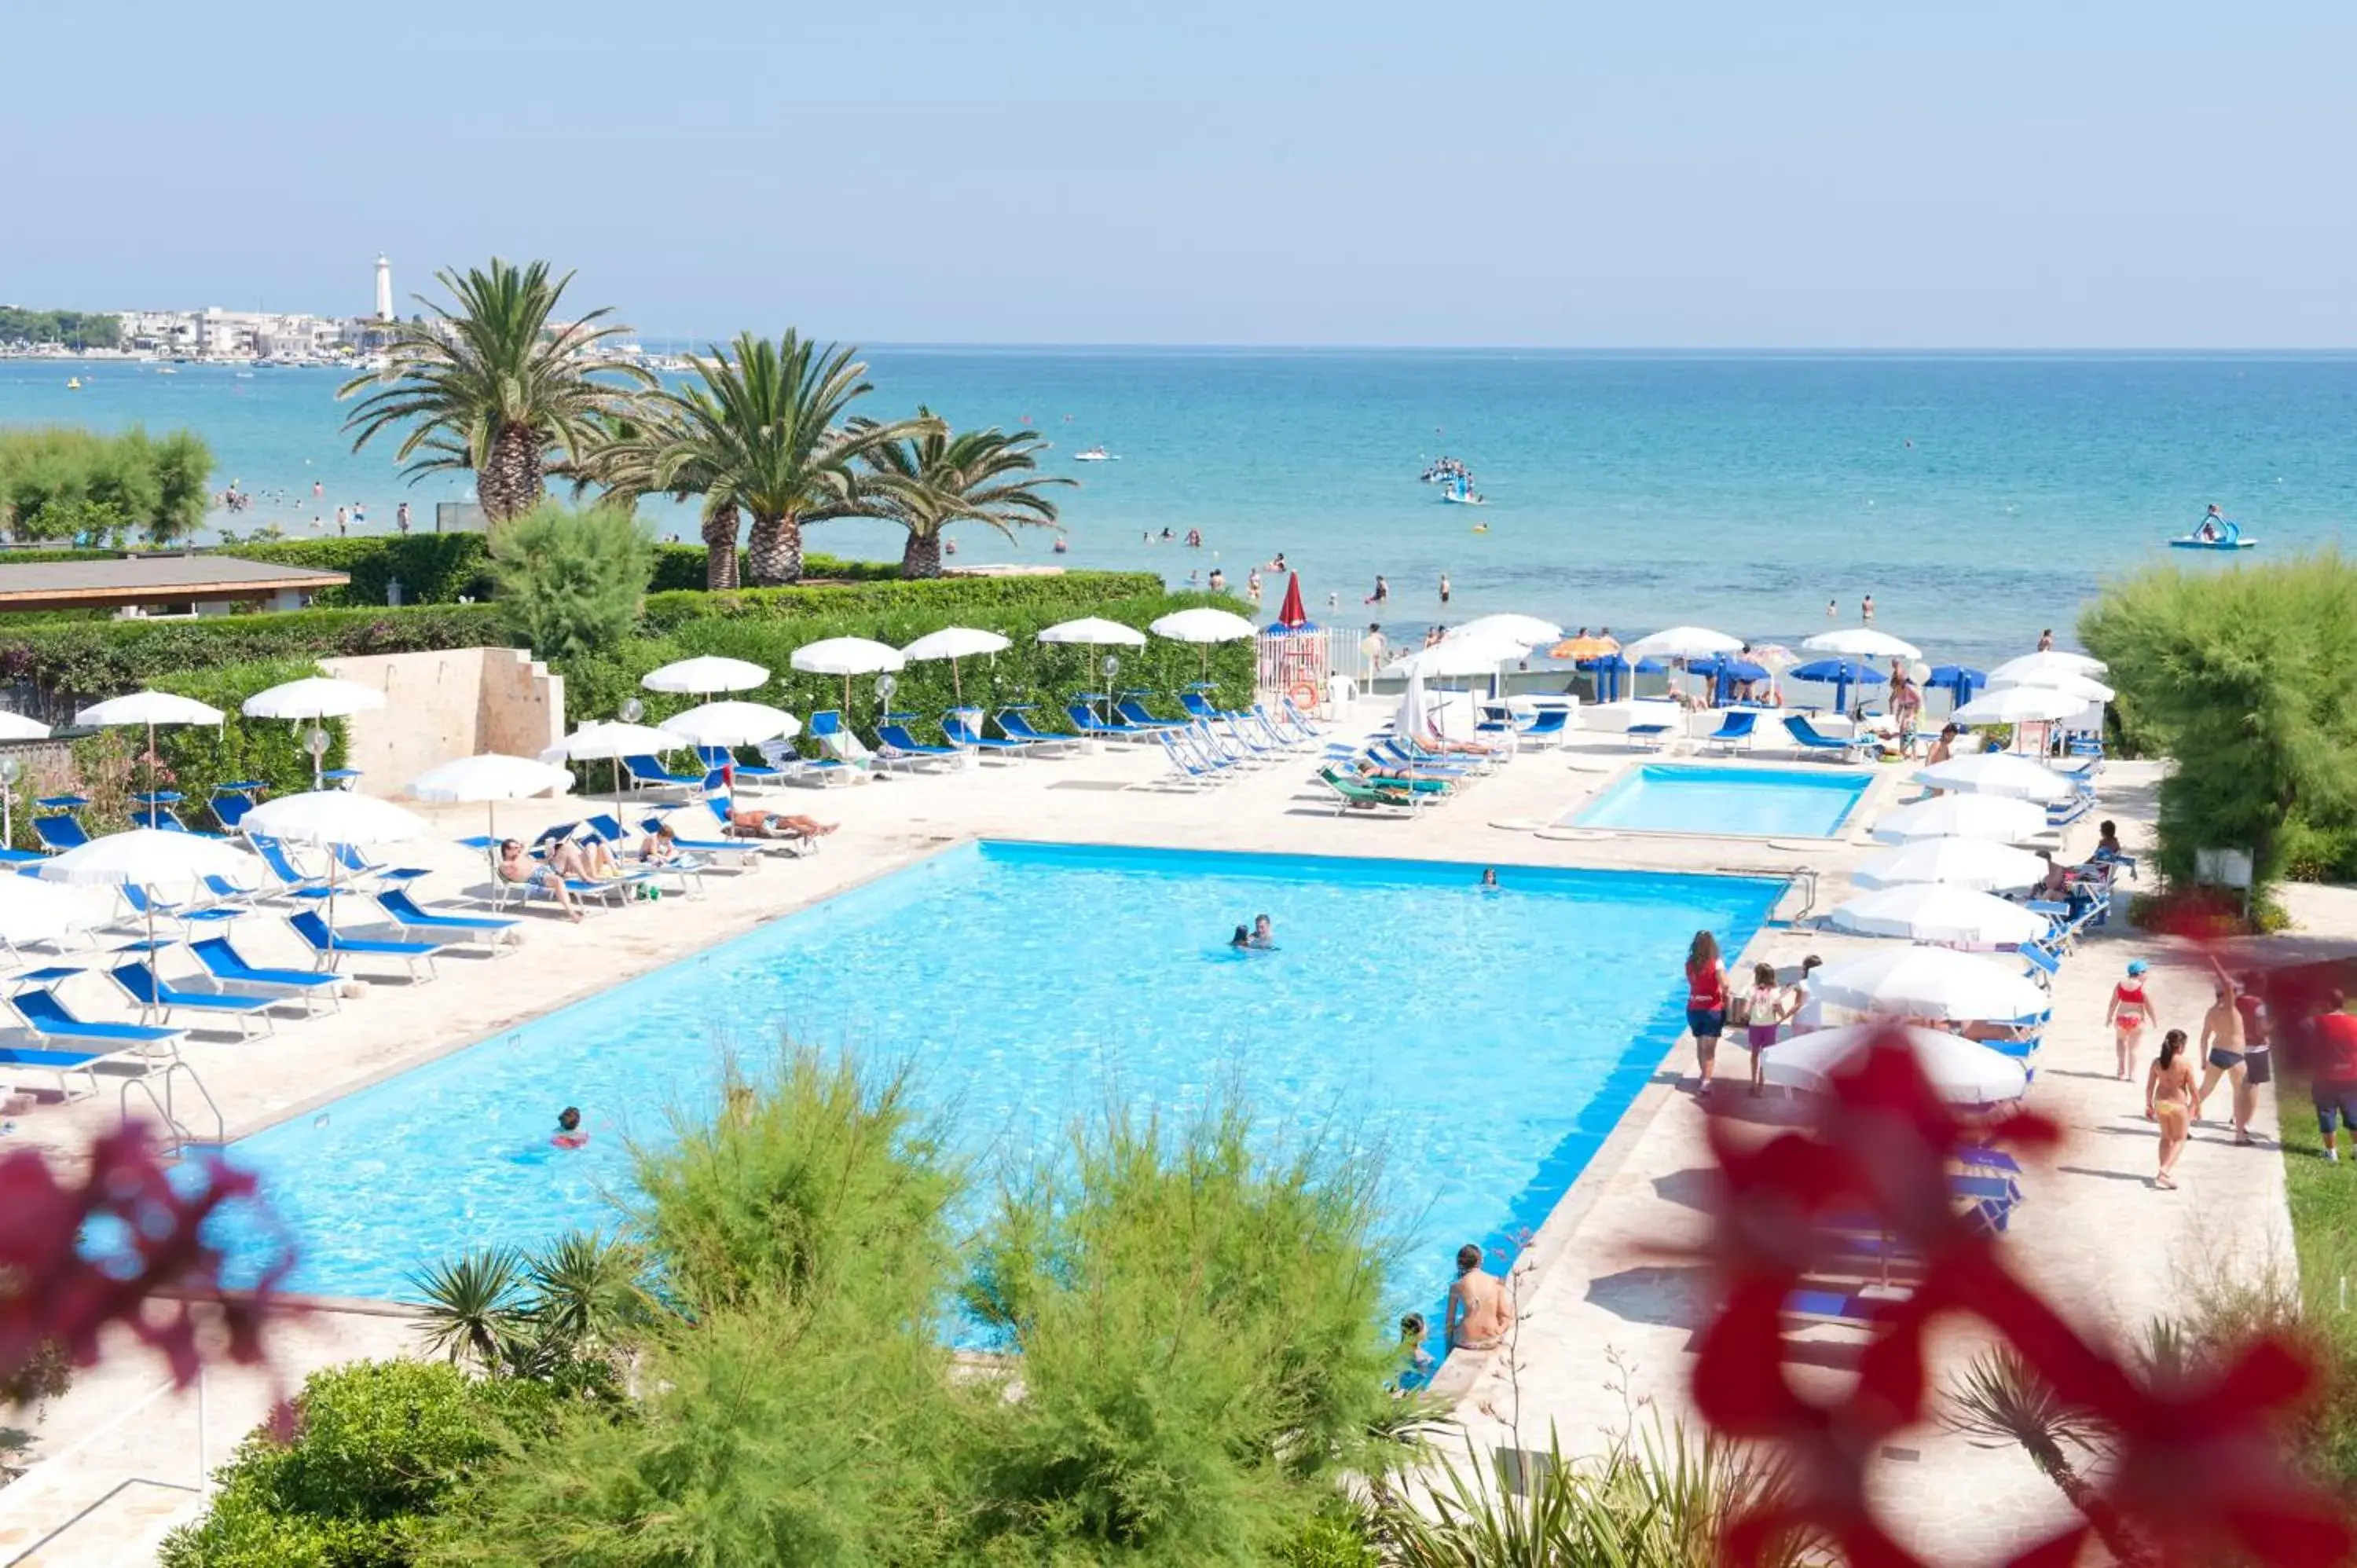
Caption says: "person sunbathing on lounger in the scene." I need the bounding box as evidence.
[726,807,838,841]
[638,822,684,865]
[494,839,581,922]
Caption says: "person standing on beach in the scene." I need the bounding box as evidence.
[2195,963,2249,1141]
[2145,1029,2197,1189]
[1207,566,1226,593]
[1361,624,1387,673]
[1439,573,1452,606]
[1860,594,1875,623]
[335,505,348,537]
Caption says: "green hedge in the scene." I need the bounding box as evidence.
[218,536,896,604]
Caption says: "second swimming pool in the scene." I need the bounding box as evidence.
[204,842,1784,1319]
[1569,764,1873,838]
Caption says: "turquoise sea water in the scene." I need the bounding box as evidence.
[200,842,1782,1318]
[1571,764,1873,838]
[6,351,2356,664]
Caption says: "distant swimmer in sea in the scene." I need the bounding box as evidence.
[2037,628,2054,651]
[1366,575,1390,606]
[553,1106,588,1149]
[1052,535,1069,553]
[1861,594,1875,624]
[1439,572,1452,605]
[1268,552,1287,572]
[1826,597,1838,620]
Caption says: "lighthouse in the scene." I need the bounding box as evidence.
[373,254,393,321]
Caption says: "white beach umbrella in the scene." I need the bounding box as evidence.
[640,654,770,695]
[1851,838,2050,892]
[791,636,909,715]
[1381,634,1530,680]
[1446,613,1563,647]
[1952,686,2088,727]
[244,790,430,936]
[900,626,1010,705]
[1914,753,2076,803]
[0,874,112,955]
[1394,662,1435,746]
[1036,617,1147,648]
[1625,625,1743,661]
[75,691,225,795]
[660,701,800,748]
[542,721,687,800]
[1809,947,2053,1025]
[1149,607,1258,683]
[1869,793,2051,845]
[1761,1022,2029,1105]
[1037,618,1148,724]
[243,676,388,786]
[0,713,51,742]
[1988,669,2116,705]
[407,753,575,842]
[38,827,259,954]
[1802,628,1924,661]
[1149,607,1258,643]
[1827,884,2055,946]
[1989,650,2107,683]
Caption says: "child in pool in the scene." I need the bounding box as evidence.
[552,1106,589,1149]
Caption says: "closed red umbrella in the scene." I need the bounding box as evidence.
[1275,573,1310,630]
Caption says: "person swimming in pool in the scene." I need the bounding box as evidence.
[552,1106,588,1149]
[1230,925,1252,951]
[1480,867,1499,889]
[1250,914,1274,949]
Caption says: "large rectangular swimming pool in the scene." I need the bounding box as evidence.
[1569,764,1872,838]
[203,843,1783,1317]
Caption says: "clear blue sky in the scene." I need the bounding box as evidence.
[8,0,2354,347]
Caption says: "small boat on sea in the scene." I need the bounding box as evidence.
[1072,445,1117,462]
[2170,516,2255,551]
[1439,473,1486,506]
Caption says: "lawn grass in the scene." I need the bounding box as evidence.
[2275,1074,2357,1499]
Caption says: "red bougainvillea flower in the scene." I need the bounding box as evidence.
[0,1125,288,1388]
[1689,1024,2349,1568]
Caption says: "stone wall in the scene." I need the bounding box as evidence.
[319,647,564,794]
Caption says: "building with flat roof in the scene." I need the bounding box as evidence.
[0,554,348,615]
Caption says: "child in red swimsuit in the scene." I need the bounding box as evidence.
[2107,960,2152,1081]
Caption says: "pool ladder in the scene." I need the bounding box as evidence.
[121,1061,224,1156]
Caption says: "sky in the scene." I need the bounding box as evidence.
[5,0,2355,347]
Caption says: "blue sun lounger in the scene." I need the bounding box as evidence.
[874,721,961,772]
[247,836,326,898]
[622,754,704,793]
[5,984,183,1097]
[995,707,1082,754]
[289,910,442,982]
[373,889,521,950]
[1114,697,1187,732]
[942,712,1028,755]
[108,961,277,1037]
[189,935,342,1013]
[1782,714,1868,760]
[1703,710,1758,754]
[1065,704,1152,741]
[32,815,89,855]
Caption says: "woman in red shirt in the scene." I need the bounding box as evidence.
[1684,930,1730,1094]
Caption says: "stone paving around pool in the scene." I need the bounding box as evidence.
[0,711,2322,1562]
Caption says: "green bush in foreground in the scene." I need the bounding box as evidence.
[159,1361,543,1568]
[0,425,213,547]
[2081,549,2357,896]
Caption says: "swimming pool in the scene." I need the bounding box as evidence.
[1569,764,1873,838]
[202,843,1783,1317]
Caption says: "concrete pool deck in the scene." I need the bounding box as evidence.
[0,714,2306,1563]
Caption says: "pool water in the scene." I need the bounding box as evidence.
[1570,764,1872,838]
[203,843,1782,1317]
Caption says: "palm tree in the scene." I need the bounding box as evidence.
[856,408,1075,578]
[572,405,749,588]
[650,331,926,587]
[339,258,653,528]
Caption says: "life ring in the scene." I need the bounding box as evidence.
[1288,681,1321,713]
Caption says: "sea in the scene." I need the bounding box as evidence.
[5,350,2355,667]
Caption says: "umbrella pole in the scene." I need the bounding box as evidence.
[951,658,962,705]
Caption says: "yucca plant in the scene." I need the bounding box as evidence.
[409,1247,530,1372]
[1374,1421,1815,1568]
[1942,1347,2153,1567]
[522,1230,654,1361]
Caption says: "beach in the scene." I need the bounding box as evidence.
[6,350,2356,664]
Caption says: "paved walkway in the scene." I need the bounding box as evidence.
[0,716,2307,1562]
